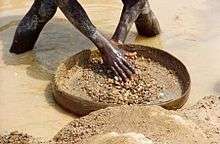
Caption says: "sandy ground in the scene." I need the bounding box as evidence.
[0,0,220,140]
[1,95,219,143]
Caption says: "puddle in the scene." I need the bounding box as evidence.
[0,0,220,139]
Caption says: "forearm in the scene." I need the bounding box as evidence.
[56,0,112,54]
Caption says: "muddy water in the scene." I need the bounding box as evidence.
[0,0,220,139]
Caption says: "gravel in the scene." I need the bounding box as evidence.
[64,56,181,105]
[0,131,41,144]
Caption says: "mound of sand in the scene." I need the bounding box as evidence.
[53,105,207,144]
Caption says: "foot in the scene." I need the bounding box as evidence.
[10,35,36,54]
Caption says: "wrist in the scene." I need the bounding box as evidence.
[91,31,112,54]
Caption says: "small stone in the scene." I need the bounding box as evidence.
[114,76,119,81]
[108,78,114,83]
[146,84,152,88]
[204,116,210,121]
[114,80,121,86]
[118,95,123,100]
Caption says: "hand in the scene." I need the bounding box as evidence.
[101,42,136,82]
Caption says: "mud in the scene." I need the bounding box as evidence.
[61,56,180,105]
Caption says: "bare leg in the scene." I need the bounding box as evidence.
[10,0,57,54]
[135,0,160,37]
[112,0,146,43]
[56,0,135,82]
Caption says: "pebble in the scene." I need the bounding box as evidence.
[114,76,119,81]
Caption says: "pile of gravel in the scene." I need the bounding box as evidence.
[0,131,41,144]
[63,57,180,105]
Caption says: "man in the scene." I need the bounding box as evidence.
[10,0,160,82]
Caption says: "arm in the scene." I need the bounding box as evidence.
[56,0,135,82]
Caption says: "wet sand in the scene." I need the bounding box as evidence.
[0,0,220,140]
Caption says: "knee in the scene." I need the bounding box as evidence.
[138,0,147,7]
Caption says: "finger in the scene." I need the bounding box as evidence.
[113,62,128,82]
[117,60,132,79]
[111,66,119,79]
[124,51,137,57]
[122,58,136,74]
[111,66,122,81]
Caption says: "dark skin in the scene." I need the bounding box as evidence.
[10,0,160,82]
